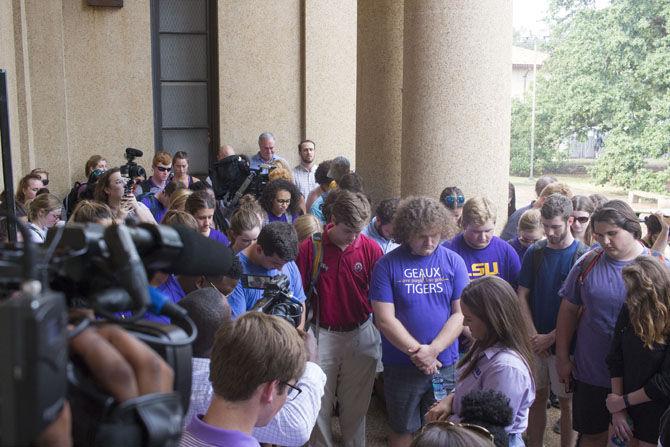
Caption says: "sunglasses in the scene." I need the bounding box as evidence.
[445,195,465,207]
[573,216,590,224]
[421,421,494,443]
[155,166,172,172]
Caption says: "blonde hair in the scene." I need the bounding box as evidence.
[269,160,294,182]
[161,209,198,231]
[169,188,193,211]
[293,214,322,242]
[622,256,670,349]
[517,208,541,232]
[539,182,573,199]
[460,197,496,228]
[69,200,113,224]
[27,193,61,222]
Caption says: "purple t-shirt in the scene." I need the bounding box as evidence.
[507,237,529,263]
[180,414,260,447]
[209,228,230,246]
[451,345,535,435]
[267,212,300,224]
[443,234,521,287]
[369,245,469,367]
[559,247,668,388]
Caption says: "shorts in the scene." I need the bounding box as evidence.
[534,354,571,398]
[572,379,610,435]
[383,363,456,434]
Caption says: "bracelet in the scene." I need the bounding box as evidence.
[623,394,631,408]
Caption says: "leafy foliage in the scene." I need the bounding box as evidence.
[511,0,670,192]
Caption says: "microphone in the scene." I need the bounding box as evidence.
[148,286,186,320]
[128,223,235,277]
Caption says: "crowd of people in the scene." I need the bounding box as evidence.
[4,132,670,447]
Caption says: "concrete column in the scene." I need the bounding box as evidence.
[401,0,512,217]
[304,0,357,166]
[355,0,403,206]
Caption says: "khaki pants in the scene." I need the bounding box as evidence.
[309,318,381,447]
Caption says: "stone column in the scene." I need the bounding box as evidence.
[401,0,512,218]
[355,0,403,206]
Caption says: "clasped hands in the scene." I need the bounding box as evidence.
[408,344,441,375]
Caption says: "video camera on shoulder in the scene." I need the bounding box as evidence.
[0,217,236,446]
[209,155,274,205]
[243,274,303,328]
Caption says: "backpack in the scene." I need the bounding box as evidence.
[305,232,325,339]
[63,181,83,219]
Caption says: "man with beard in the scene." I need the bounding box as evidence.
[517,193,588,447]
[293,140,317,199]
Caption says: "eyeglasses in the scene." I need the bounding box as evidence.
[275,199,291,205]
[155,166,172,172]
[421,421,495,443]
[280,381,302,401]
[445,195,465,207]
[573,216,590,224]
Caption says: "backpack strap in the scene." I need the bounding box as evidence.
[575,248,604,302]
[531,239,549,280]
[307,232,325,340]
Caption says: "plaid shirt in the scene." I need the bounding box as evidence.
[292,164,316,199]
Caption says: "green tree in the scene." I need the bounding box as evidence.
[524,0,670,192]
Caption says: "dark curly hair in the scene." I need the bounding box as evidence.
[259,179,302,218]
[375,198,400,225]
[393,196,456,245]
[314,160,333,186]
[460,389,514,447]
[257,222,299,262]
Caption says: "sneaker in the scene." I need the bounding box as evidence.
[550,391,560,409]
[552,419,561,434]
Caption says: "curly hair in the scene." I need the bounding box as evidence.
[439,186,464,210]
[259,179,302,217]
[375,198,400,225]
[314,160,333,186]
[460,389,513,447]
[622,256,670,349]
[257,222,299,261]
[393,196,456,245]
[540,193,573,221]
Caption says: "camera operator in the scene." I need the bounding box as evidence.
[180,287,326,446]
[94,168,156,225]
[228,222,306,324]
[36,323,176,447]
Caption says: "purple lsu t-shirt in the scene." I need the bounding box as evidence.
[370,245,469,367]
[559,247,669,388]
[443,234,521,287]
[208,228,230,246]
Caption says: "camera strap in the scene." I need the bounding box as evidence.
[308,232,324,340]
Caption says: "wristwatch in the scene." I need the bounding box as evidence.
[623,394,631,408]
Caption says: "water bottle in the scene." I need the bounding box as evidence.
[432,372,447,401]
[610,416,634,447]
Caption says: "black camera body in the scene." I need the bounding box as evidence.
[242,274,303,328]
[0,284,68,446]
[209,155,273,203]
[120,147,147,194]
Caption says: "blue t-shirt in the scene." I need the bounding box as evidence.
[309,195,326,224]
[443,234,521,287]
[369,245,469,367]
[518,240,581,334]
[141,195,167,223]
[228,253,306,318]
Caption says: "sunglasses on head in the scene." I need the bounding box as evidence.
[155,166,172,172]
[574,216,589,224]
[421,420,495,443]
[445,195,465,207]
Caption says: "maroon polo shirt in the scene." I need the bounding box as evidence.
[297,223,383,327]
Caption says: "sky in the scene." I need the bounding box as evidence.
[513,0,611,37]
[513,0,551,36]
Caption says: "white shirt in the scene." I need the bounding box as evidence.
[292,164,316,199]
[186,358,326,446]
[27,222,46,243]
